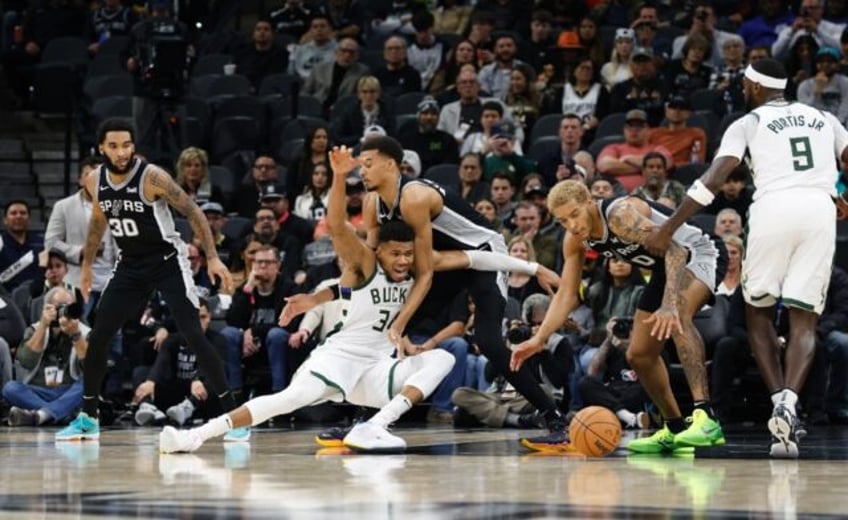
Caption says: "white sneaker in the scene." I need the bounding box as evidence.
[166,398,196,426]
[343,422,406,452]
[136,402,166,426]
[159,425,204,453]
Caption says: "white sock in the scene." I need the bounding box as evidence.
[771,389,799,415]
[369,395,412,428]
[616,409,637,427]
[193,414,234,442]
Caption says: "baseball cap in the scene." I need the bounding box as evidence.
[492,120,517,139]
[625,109,648,124]
[615,28,635,41]
[200,201,224,214]
[417,96,440,114]
[556,30,582,49]
[345,172,365,191]
[666,94,692,110]
[259,183,286,201]
[631,46,654,60]
[361,124,387,143]
[401,149,422,177]
[524,185,549,199]
[47,248,67,264]
[816,46,841,61]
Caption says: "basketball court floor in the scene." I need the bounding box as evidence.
[1,423,847,519]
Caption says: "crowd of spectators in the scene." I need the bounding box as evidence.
[1,0,848,431]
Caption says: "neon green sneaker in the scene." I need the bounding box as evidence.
[674,409,725,447]
[627,425,694,454]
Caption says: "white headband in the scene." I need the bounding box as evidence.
[744,64,787,90]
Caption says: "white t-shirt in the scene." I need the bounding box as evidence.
[715,101,848,201]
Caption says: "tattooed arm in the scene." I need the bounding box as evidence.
[80,170,108,301]
[145,167,233,293]
[607,198,688,339]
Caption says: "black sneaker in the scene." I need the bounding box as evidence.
[768,404,799,458]
[315,425,353,448]
[517,411,545,429]
[519,411,575,453]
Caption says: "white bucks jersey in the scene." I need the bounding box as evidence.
[322,265,414,358]
[716,101,848,200]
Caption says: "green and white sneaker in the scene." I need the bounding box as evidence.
[56,412,100,441]
[627,425,693,454]
[675,409,725,448]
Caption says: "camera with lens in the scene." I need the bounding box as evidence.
[57,302,83,321]
[507,320,533,345]
[612,317,634,340]
[138,20,189,100]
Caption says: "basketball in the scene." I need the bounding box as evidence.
[568,406,622,457]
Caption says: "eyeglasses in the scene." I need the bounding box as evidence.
[254,164,275,170]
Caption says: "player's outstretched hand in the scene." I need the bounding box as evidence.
[278,293,318,326]
[644,305,682,341]
[642,228,673,258]
[509,336,545,372]
[329,145,359,177]
[208,257,233,294]
[535,265,560,295]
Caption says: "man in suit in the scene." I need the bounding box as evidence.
[302,35,370,113]
[44,157,117,320]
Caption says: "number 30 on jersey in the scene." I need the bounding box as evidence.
[108,218,139,237]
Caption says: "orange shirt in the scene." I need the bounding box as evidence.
[648,127,707,167]
[597,142,674,192]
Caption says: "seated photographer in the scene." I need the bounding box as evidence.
[3,287,88,426]
[577,317,651,429]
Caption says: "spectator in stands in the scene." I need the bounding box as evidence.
[609,47,667,125]
[631,4,673,64]
[596,109,673,192]
[230,236,263,289]
[483,121,537,185]
[821,266,848,422]
[398,96,459,172]
[601,28,635,89]
[333,75,395,147]
[287,125,331,204]
[772,0,844,61]
[738,0,792,49]
[438,67,510,144]
[510,200,557,270]
[630,152,686,208]
[786,33,820,99]
[432,0,472,34]
[671,1,734,68]
[555,57,609,145]
[433,40,478,97]
[408,10,449,92]
[287,13,337,81]
[748,45,773,65]
[317,0,362,40]
[704,162,753,226]
[472,0,529,34]
[490,171,517,225]
[312,172,366,240]
[473,197,507,238]
[459,152,489,204]
[709,35,747,116]
[269,0,313,41]
[506,236,544,305]
[236,155,278,219]
[27,249,72,315]
[1,200,43,294]
[175,147,223,206]
[589,176,615,200]
[718,235,743,296]
[576,14,606,69]
[827,0,848,23]
[186,243,216,298]
[85,0,138,55]
[504,63,542,138]
[477,33,525,100]
[200,202,236,271]
[132,298,226,426]
[522,181,563,255]
[647,94,707,168]
[259,180,315,249]
[3,287,87,427]
[521,10,557,77]
[536,113,593,187]
[44,157,116,317]
[714,208,743,239]
[798,46,848,125]
[234,18,288,90]
[303,35,369,112]
[400,150,421,178]
[373,36,422,98]
[294,162,330,222]
[665,34,713,99]
[461,100,506,157]
[464,10,495,63]
[222,243,299,400]
[253,203,303,280]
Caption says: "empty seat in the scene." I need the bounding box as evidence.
[211,116,260,162]
[393,91,427,116]
[423,164,460,194]
[529,113,563,144]
[193,53,233,77]
[673,163,708,187]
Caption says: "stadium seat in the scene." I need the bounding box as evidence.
[528,136,561,163]
[529,113,563,144]
[193,53,233,77]
[209,165,237,207]
[258,73,302,98]
[595,112,628,141]
[587,135,624,159]
[393,91,427,115]
[673,163,708,187]
[211,116,260,162]
[423,164,460,194]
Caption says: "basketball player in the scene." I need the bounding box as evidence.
[510,179,728,454]
[348,136,571,451]
[644,58,848,458]
[56,118,237,441]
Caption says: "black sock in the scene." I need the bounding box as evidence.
[693,401,716,418]
[666,417,686,434]
[82,396,99,419]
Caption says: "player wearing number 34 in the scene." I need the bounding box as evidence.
[55,118,238,442]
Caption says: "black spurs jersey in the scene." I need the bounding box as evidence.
[97,159,183,259]
[586,197,717,270]
[376,176,501,251]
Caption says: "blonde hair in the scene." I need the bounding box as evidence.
[547,179,591,213]
[508,235,537,262]
[357,75,381,94]
[723,235,744,256]
[175,147,209,185]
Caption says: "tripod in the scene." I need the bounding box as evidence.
[138,94,187,166]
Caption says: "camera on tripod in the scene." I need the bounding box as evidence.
[139,22,188,100]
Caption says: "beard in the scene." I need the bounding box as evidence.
[103,154,135,174]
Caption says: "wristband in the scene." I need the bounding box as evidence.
[329,284,352,300]
[686,180,716,206]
